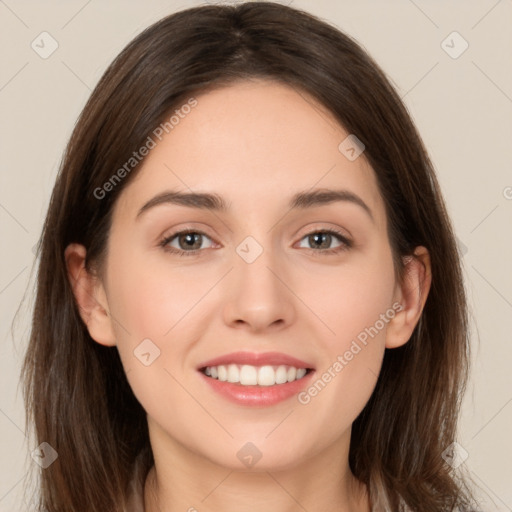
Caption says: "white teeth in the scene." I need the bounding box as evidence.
[217,365,228,381]
[240,365,258,385]
[257,365,275,386]
[275,365,288,384]
[287,366,297,382]
[227,364,239,383]
[202,364,310,386]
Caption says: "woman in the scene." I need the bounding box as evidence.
[22,2,476,511]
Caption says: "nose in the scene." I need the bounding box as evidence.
[222,245,296,333]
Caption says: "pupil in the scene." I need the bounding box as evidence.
[311,233,329,249]
[181,233,200,249]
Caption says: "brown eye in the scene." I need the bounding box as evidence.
[176,232,203,250]
[160,230,215,256]
[297,229,351,254]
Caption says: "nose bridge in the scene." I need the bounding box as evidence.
[223,233,295,331]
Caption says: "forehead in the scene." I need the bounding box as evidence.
[114,80,386,227]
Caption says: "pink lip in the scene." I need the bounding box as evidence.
[196,351,315,407]
[198,370,316,407]
[197,351,314,370]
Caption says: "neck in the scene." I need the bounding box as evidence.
[143,421,370,512]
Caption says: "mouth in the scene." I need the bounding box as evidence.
[197,351,315,406]
[199,364,313,386]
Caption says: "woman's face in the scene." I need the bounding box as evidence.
[99,80,402,471]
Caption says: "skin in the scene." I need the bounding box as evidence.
[65,80,431,512]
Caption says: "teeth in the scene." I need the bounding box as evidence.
[275,365,288,384]
[227,364,239,383]
[217,365,228,382]
[202,364,310,386]
[257,366,274,386]
[240,364,258,385]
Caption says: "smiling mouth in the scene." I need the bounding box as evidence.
[200,364,314,387]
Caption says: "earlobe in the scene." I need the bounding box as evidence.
[385,246,432,349]
[64,243,117,347]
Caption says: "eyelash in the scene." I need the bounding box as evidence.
[159,228,352,257]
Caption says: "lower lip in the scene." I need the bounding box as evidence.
[198,370,315,406]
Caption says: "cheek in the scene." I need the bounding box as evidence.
[103,245,218,402]
[105,246,210,342]
[296,245,396,422]
[308,241,397,350]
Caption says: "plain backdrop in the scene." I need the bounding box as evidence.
[1,1,511,510]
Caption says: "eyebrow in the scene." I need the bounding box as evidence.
[136,188,374,222]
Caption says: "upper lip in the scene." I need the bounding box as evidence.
[197,351,314,370]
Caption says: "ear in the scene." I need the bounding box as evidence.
[64,243,116,347]
[385,246,432,349]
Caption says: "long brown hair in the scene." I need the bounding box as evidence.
[21,2,475,510]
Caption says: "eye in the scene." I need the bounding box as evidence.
[159,229,215,256]
[159,228,352,257]
[296,229,352,255]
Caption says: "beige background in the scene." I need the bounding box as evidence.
[1,0,511,510]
